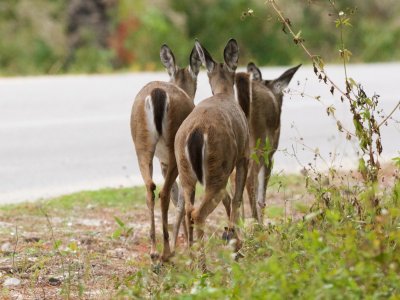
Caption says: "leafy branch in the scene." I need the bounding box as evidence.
[267,0,400,185]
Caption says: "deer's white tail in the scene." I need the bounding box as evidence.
[145,88,169,142]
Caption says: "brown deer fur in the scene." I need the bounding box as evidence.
[237,62,301,222]
[130,45,201,261]
[174,39,249,271]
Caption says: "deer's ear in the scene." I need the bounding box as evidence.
[270,64,301,93]
[223,38,239,72]
[189,45,202,77]
[263,80,272,87]
[195,40,215,73]
[160,44,177,77]
[247,62,262,81]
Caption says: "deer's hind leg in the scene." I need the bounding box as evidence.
[257,131,279,223]
[160,163,188,253]
[158,159,179,262]
[221,189,232,220]
[230,157,249,251]
[191,187,226,272]
[179,181,196,249]
[137,148,158,261]
[246,159,261,222]
[171,182,188,252]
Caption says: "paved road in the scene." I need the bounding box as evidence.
[1,63,399,204]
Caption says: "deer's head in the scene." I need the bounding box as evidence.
[160,44,202,100]
[195,39,239,96]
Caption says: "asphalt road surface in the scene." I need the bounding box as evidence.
[1,63,399,204]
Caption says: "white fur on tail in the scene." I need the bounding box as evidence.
[145,94,170,163]
[144,95,158,145]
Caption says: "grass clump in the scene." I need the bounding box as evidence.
[1,171,399,299]
[0,186,146,215]
[117,186,400,299]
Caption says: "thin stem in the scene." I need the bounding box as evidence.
[288,88,356,137]
[12,225,19,272]
[40,206,66,278]
[268,1,313,58]
[378,100,400,128]
[328,0,349,84]
[269,0,352,101]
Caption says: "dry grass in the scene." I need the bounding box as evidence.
[0,172,311,299]
[2,165,396,299]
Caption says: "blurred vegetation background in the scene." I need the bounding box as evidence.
[0,0,399,76]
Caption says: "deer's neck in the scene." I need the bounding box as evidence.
[234,73,252,119]
[213,86,234,96]
[176,83,197,102]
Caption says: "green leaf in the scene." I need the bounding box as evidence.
[255,138,261,150]
[53,240,62,250]
[326,105,336,116]
[393,180,400,203]
[264,137,271,152]
[251,152,260,165]
[360,110,369,121]
[392,156,400,168]
[126,227,134,236]
[342,18,352,27]
[304,210,322,221]
[348,77,357,87]
[294,30,302,40]
[114,216,125,228]
[343,48,352,62]
[353,118,363,133]
[336,121,343,132]
[358,158,367,177]
[318,58,325,69]
[112,228,122,239]
[68,241,78,252]
[266,205,283,218]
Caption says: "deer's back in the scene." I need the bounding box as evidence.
[249,81,281,147]
[175,94,248,187]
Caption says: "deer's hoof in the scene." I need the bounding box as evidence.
[161,252,173,263]
[151,262,162,274]
[257,201,266,209]
[222,227,235,242]
[234,251,245,261]
[150,252,160,261]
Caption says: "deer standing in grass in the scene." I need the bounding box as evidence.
[237,62,301,222]
[130,45,201,261]
[174,39,249,271]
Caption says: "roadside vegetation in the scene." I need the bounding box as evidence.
[0,166,399,299]
[1,0,400,298]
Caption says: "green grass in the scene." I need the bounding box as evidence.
[117,172,400,299]
[0,186,146,214]
[1,173,399,299]
[118,199,400,299]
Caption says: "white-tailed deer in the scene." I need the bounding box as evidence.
[174,39,249,271]
[130,44,201,261]
[237,62,301,222]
